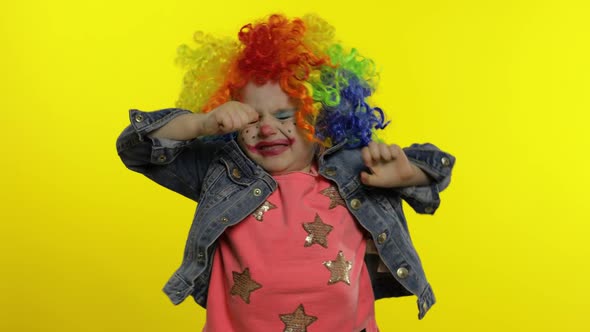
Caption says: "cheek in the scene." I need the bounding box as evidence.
[284,121,309,142]
[280,120,297,135]
[239,126,259,144]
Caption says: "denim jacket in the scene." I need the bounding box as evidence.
[116,108,455,319]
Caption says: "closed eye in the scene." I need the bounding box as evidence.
[274,109,296,120]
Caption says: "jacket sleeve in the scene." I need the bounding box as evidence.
[115,108,223,202]
[397,143,455,214]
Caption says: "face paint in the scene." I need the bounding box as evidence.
[237,82,315,174]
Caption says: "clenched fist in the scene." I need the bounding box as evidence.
[360,142,431,188]
[200,101,260,136]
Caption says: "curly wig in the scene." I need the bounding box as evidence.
[175,14,388,148]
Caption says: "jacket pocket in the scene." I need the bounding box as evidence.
[199,161,251,209]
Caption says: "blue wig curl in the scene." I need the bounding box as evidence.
[315,69,389,148]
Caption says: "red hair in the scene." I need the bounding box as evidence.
[202,14,330,141]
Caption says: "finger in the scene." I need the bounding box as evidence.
[360,171,372,185]
[361,146,373,167]
[390,144,409,163]
[237,105,255,127]
[218,112,234,132]
[229,109,245,130]
[379,143,392,161]
[230,107,246,129]
[360,171,384,187]
[389,144,401,159]
[368,141,380,163]
[390,145,415,181]
[241,104,260,124]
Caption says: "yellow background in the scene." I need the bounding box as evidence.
[1,0,589,331]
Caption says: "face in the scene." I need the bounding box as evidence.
[237,81,315,175]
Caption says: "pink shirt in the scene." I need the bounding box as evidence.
[204,169,379,332]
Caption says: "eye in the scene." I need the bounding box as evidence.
[274,110,295,121]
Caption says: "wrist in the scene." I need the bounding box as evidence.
[192,113,209,137]
[409,163,432,186]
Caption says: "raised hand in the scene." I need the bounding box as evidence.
[200,101,260,136]
[360,142,430,188]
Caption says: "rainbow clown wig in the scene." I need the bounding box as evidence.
[175,14,389,148]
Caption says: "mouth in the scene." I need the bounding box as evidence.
[247,139,293,156]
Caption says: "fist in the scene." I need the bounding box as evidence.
[360,142,427,188]
[200,101,259,136]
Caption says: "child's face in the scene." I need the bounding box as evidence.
[237,81,315,175]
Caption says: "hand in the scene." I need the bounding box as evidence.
[360,142,430,188]
[199,101,259,136]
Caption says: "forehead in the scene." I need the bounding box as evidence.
[242,81,295,112]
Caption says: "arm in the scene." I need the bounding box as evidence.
[116,103,259,202]
[116,108,219,202]
[360,142,455,214]
[148,101,258,140]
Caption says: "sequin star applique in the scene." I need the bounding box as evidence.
[302,214,334,248]
[279,304,317,332]
[320,186,346,209]
[323,251,352,285]
[251,200,277,222]
[230,268,262,304]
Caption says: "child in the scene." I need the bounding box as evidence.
[116,14,454,332]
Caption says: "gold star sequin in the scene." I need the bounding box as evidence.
[302,214,334,248]
[251,200,277,222]
[230,268,262,304]
[320,186,346,209]
[323,251,352,285]
[279,304,317,332]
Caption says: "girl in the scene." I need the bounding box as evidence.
[117,14,454,332]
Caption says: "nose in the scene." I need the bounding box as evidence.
[258,121,277,137]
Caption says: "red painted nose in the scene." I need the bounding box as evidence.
[259,124,276,137]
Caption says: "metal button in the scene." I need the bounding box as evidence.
[134,114,144,122]
[197,252,205,264]
[232,168,241,179]
[377,232,387,244]
[441,157,450,166]
[158,155,167,162]
[176,291,181,295]
[220,217,229,223]
[253,188,262,196]
[424,206,434,214]
[350,198,361,210]
[324,168,337,177]
[396,267,409,279]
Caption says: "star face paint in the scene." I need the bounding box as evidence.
[237,81,315,175]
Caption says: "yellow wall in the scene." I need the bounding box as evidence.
[1,0,589,331]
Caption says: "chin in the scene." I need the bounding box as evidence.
[263,165,290,175]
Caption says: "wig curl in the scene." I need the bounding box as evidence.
[175,14,388,148]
